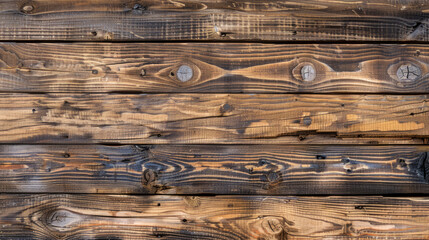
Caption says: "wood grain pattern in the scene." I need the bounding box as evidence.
[0,0,428,41]
[0,93,426,144]
[2,194,429,239]
[1,43,429,93]
[1,145,429,195]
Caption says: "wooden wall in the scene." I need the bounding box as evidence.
[1,0,429,239]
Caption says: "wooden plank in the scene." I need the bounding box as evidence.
[1,145,429,195]
[0,0,428,41]
[1,43,429,93]
[2,194,429,239]
[0,93,426,144]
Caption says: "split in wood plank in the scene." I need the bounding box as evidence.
[0,93,426,144]
[1,145,429,195]
[1,43,429,93]
[2,194,429,239]
[0,0,428,41]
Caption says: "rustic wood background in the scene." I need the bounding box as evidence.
[1,0,429,239]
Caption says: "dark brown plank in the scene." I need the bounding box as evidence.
[0,0,428,41]
[1,43,429,93]
[0,93,427,144]
[1,194,429,239]
[1,145,429,195]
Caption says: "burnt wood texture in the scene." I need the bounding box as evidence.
[0,0,429,41]
[0,43,428,93]
[2,0,429,239]
[2,194,429,239]
[1,145,429,195]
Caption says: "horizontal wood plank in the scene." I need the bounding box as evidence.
[2,145,429,195]
[2,194,429,239]
[0,0,428,41]
[0,93,426,144]
[1,43,429,93]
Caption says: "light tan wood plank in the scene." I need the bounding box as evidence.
[0,93,426,144]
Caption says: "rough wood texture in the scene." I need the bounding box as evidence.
[1,43,429,93]
[1,145,429,195]
[0,93,426,144]
[0,0,429,41]
[2,194,429,239]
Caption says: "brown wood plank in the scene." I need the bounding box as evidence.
[0,93,427,144]
[1,145,429,195]
[1,194,429,239]
[0,0,428,41]
[1,43,429,93]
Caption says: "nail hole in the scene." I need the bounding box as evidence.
[182,219,187,223]
[292,31,297,35]
[91,31,98,36]
[170,72,175,76]
[157,203,161,206]
[346,169,352,173]
[92,69,98,74]
[341,103,345,107]
[355,206,364,209]
[32,108,36,113]
[157,134,162,138]
[63,153,70,158]
[316,155,326,159]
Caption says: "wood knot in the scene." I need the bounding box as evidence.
[303,116,312,126]
[396,63,421,81]
[176,65,193,82]
[261,217,284,235]
[132,3,147,14]
[417,152,429,183]
[46,210,81,229]
[142,169,157,185]
[265,171,280,183]
[184,196,201,208]
[21,4,34,13]
[140,68,146,77]
[220,103,233,114]
[301,64,316,81]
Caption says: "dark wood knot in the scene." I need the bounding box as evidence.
[417,152,429,183]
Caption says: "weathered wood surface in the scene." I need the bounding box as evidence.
[0,93,426,144]
[2,145,429,195]
[1,43,429,93]
[0,0,429,41]
[2,194,429,239]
